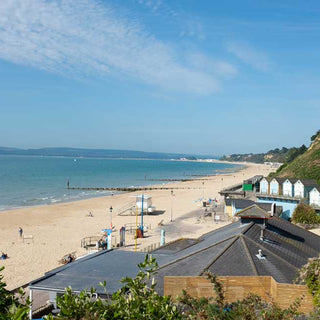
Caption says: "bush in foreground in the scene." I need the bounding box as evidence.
[292,203,320,225]
[296,255,320,307]
[0,266,30,320]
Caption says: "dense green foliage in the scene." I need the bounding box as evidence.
[0,266,29,320]
[221,145,307,164]
[311,130,320,142]
[296,256,320,307]
[292,204,320,225]
[272,130,320,185]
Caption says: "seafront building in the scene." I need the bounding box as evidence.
[28,206,320,317]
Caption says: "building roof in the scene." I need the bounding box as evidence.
[225,198,255,209]
[243,175,264,184]
[29,216,320,296]
[235,204,272,218]
[270,177,287,184]
[224,199,282,214]
[283,178,298,184]
[310,185,320,193]
[299,179,319,187]
[255,202,283,215]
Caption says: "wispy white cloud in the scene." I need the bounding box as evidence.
[187,53,237,78]
[0,0,223,95]
[226,42,273,72]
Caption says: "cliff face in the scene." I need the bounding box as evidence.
[271,136,320,184]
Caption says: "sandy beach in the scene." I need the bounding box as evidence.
[0,162,273,290]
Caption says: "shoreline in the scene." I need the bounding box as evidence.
[0,160,244,213]
[0,162,272,290]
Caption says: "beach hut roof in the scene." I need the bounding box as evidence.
[299,179,318,187]
[270,177,286,184]
[243,175,264,184]
[310,185,320,193]
[283,178,298,184]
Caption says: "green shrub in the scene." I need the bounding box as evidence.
[296,255,320,307]
[292,204,320,225]
[0,266,30,320]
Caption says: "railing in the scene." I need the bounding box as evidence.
[81,235,119,250]
[124,223,151,234]
[81,236,101,249]
[117,201,136,216]
[140,242,161,252]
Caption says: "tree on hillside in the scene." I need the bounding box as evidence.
[311,130,320,141]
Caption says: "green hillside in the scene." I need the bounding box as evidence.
[220,145,307,164]
[270,133,320,184]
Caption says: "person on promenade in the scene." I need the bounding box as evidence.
[1,252,8,260]
[19,227,23,238]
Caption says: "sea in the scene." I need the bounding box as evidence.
[0,156,241,211]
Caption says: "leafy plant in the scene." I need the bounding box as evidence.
[292,204,320,225]
[0,266,30,320]
[296,255,320,307]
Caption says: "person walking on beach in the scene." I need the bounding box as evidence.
[19,227,23,238]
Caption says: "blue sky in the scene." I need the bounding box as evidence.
[1,0,320,156]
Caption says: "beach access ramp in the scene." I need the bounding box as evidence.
[117,201,136,216]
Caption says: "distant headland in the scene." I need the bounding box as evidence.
[0,146,215,161]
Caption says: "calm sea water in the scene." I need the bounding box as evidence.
[0,156,240,210]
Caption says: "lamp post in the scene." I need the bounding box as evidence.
[140,194,144,233]
[170,190,174,222]
[109,206,113,229]
[202,181,204,200]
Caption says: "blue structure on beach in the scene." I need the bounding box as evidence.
[256,195,300,220]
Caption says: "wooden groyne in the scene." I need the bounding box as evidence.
[145,178,192,182]
[145,178,212,182]
[67,186,201,192]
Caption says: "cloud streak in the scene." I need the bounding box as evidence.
[226,42,272,72]
[0,0,226,94]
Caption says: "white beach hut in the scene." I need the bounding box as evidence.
[309,187,320,207]
[282,178,296,197]
[294,180,304,198]
[259,177,269,194]
[270,178,283,195]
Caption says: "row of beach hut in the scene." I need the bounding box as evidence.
[259,177,320,206]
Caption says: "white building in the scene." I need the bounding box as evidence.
[270,178,285,195]
[260,177,269,194]
[282,179,296,197]
[294,179,318,199]
[309,187,320,207]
